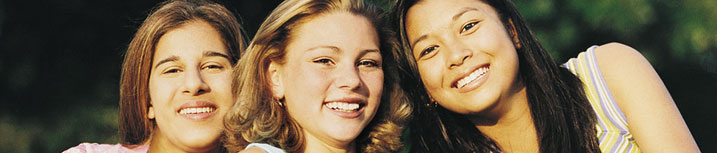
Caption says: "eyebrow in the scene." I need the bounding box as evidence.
[411,7,480,47]
[154,56,179,70]
[453,7,479,21]
[362,49,380,53]
[307,45,380,55]
[153,51,231,69]
[203,51,231,61]
[307,45,340,53]
[411,35,428,49]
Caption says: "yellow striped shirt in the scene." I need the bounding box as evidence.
[563,46,642,153]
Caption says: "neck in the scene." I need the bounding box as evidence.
[302,130,356,153]
[147,129,220,153]
[470,86,539,153]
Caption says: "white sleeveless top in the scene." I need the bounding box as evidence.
[245,143,286,153]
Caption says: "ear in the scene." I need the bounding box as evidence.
[147,105,155,119]
[267,61,285,100]
[507,18,522,49]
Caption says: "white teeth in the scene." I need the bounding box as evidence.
[178,107,214,115]
[456,67,489,88]
[325,102,361,112]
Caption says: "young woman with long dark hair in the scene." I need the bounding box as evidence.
[393,0,699,152]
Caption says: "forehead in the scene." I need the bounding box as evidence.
[407,0,483,22]
[155,21,229,56]
[296,12,375,36]
[287,11,379,50]
[405,0,499,38]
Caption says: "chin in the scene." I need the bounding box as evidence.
[180,131,221,147]
[329,134,360,145]
[442,96,496,115]
[326,125,365,143]
[179,138,219,151]
[466,98,500,114]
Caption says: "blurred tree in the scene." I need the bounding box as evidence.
[514,0,715,72]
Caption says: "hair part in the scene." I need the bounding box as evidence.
[223,0,411,152]
[119,0,246,146]
[393,0,600,152]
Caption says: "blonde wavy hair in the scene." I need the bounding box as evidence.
[223,0,412,152]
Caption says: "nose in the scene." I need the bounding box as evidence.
[446,41,472,69]
[181,68,209,95]
[334,64,362,91]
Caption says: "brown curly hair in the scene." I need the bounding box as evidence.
[223,0,411,152]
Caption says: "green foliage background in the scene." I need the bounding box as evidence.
[0,0,714,152]
[515,0,715,69]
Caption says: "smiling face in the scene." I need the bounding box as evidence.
[405,0,521,115]
[268,12,383,150]
[147,20,234,152]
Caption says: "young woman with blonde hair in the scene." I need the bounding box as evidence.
[64,0,246,152]
[223,0,410,153]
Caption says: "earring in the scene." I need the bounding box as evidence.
[426,100,438,108]
[275,97,285,107]
[147,104,155,120]
[427,96,438,108]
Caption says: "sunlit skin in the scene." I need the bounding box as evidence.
[405,0,537,152]
[147,20,234,153]
[405,0,699,152]
[406,0,525,120]
[266,12,383,153]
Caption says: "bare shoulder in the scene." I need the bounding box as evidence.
[592,42,700,152]
[592,42,659,98]
[592,42,657,107]
[593,42,648,68]
[239,147,268,153]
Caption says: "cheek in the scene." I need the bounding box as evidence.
[148,77,174,105]
[476,26,520,74]
[285,99,313,117]
[282,64,329,104]
[148,78,175,125]
[476,24,515,53]
[363,70,384,100]
[282,67,323,120]
[417,61,444,90]
[207,72,234,105]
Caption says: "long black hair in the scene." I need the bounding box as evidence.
[392,0,601,152]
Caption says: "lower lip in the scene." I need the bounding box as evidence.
[456,70,490,93]
[324,104,364,118]
[178,109,216,120]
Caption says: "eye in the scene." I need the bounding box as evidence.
[420,46,438,57]
[460,21,478,33]
[162,68,182,74]
[313,58,335,66]
[201,63,224,71]
[357,59,380,67]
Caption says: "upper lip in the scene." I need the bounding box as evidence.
[176,100,217,113]
[324,97,367,104]
[450,63,490,88]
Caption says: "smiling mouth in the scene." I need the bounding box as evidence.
[454,65,490,89]
[178,107,215,115]
[324,102,365,112]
